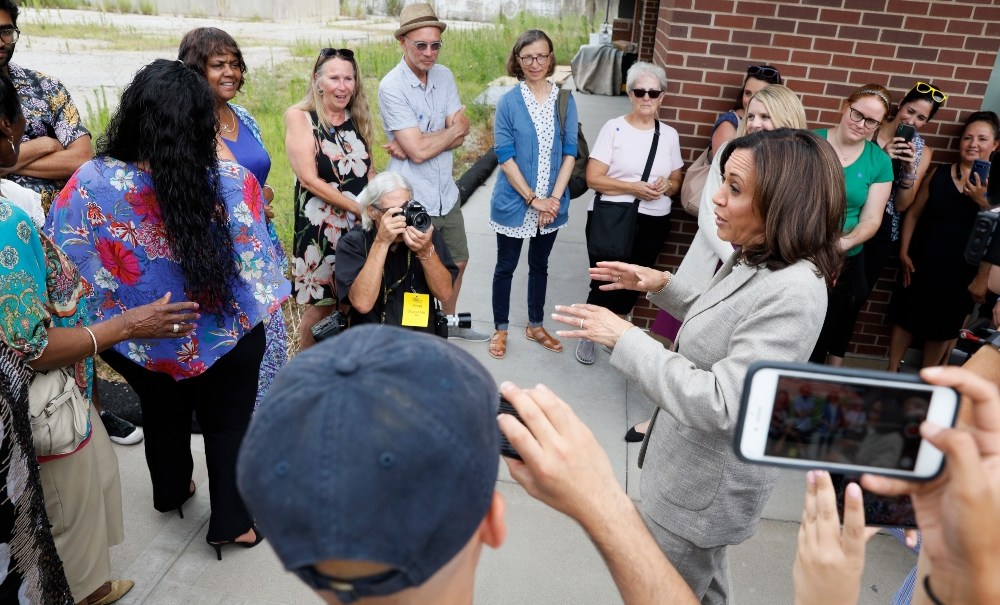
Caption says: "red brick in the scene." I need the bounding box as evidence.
[820,9,861,25]
[838,25,881,42]
[903,62,954,80]
[694,0,736,11]
[938,49,977,65]
[775,63,809,80]
[773,34,815,49]
[809,67,846,82]
[677,109,720,125]
[672,11,713,25]
[812,95,845,111]
[664,66,709,82]
[966,36,997,51]
[777,4,819,20]
[668,24,690,38]
[690,26,732,41]
[669,94,701,110]
[947,20,986,36]
[754,17,797,33]
[851,331,878,346]
[813,37,855,54]
[686,55,727,70]
[976,52,995,67]
[874,59,924,76]
[922,33,959,49]
[792,50,834,65]
[967,82,988,97]
[987,21,1000,37]
[903,16,949,31]
[861,12,904,28]
[972,5,1000,21]
[929,2,973,19]
[735,1,777,16]
[732,30,774,45]
[683,82,724,97]
[855,42,898,57]
[709,42,750,56]
[669,39,710,54]
[714,14,755,29]
[845,0,886,9]
[832,54,871,70]
[896,45,940,61]
[749,46,792,63]
[879,29,923,45]
[886,0,929,15]
[801,0,842,6]
[789,78,826,95]
[796,21,839,38]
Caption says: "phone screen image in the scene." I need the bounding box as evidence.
[765,376,930,471]
[831,473,916,528]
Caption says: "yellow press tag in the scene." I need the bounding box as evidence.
[401,293,431,327]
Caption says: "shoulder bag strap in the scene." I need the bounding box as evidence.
[634,120,660,207]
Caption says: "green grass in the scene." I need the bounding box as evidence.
[25,20,178,50]
[81,13,591,249]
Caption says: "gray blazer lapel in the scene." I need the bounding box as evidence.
[683,256,759,324]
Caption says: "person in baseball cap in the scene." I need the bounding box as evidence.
[237,324,505,604]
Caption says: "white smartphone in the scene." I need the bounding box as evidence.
[736,362,959,480]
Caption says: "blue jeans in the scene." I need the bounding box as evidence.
[493,229,559,330]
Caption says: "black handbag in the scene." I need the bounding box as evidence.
[586,120,660,259]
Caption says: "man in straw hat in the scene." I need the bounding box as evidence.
[378,3,489,342]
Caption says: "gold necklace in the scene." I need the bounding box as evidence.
[219,108,236,134]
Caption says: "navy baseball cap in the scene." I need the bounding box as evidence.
[237,325,499,601]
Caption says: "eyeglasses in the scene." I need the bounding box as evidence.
[518,53,550,65]
[913,81,948,104]
[319,47,354,59]
[848,106,882,130]
[405,37,443,52]
[747,65,781,81]
[631,89,663,99]
[0,28,19,44]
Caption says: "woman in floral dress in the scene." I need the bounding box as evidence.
[286,47,374,349]
[48,60,289,558]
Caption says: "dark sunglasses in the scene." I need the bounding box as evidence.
[913,81,947,104]
[747,65,781,81]
[319,47,355,60]
[631,88,663,99]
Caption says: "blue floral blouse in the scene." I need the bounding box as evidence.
[46,158,290,381]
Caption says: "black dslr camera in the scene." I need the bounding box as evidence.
[433,310,471,339]
[965,209,1000,265]
[402,201,432,233]
[310,310,347,342]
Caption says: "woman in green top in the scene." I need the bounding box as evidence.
[810,84,894,365]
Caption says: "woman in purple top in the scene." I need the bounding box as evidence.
[47,60,289,559]
[709,65,783,159]
[179,27,289,413]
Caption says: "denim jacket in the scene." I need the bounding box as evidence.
[490,85,578,229]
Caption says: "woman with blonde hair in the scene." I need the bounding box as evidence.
[635,85,807,441]
[286,48,375,349]
[810,84,894,366]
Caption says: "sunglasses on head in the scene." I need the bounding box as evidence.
[913,81,947,104]
[747,65,781,81]
[631,88,662,99]
[319,48,355,60]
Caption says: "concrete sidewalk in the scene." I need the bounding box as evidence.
[103,87,916,604]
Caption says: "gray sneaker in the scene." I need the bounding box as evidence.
[448,326,491,342]
[575,339,596,365]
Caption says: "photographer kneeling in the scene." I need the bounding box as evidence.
[336,172,459,334]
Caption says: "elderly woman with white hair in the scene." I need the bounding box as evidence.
[335,171,459,333]
[576,61,684,365]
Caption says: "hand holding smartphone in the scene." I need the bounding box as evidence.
[499,396,524,461]
[736,362,959,480]
[894,123,916,143]
[971,159,991,186]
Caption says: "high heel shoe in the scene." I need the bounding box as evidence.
[208,525,264,561]
[175,480,197,519]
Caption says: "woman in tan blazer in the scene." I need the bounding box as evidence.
[555,129,845,604]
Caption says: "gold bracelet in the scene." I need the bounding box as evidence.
[526,194,537,206]
[417,245,435,261]
[650,271,672,294]
[82,326,98,358]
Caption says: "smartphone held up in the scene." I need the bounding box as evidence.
[736,362,959,481]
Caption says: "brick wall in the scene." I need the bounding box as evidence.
[612,17,634,42]
[627,0,1000,360]
[634,0,661,63]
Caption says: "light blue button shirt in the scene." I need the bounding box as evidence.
[378,56,462,216]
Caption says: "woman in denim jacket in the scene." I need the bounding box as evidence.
[488,29,578,359]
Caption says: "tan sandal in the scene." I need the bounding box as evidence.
[489,330,508,359]
[525,326,563,353]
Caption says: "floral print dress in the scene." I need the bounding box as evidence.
[291,110,371,305]
[46,158,290,381]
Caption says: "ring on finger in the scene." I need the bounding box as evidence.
[579,318,584,329]
[617,275,622,283]
[172,323,180,333]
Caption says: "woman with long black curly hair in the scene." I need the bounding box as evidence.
[48,59,290,559]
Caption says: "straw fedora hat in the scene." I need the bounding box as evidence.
[394,3,447,39]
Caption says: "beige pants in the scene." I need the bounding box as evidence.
[39,405,125,602]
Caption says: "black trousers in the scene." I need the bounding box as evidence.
[810,253,868,361]
[586,211,672,315]
[102,323,265,542]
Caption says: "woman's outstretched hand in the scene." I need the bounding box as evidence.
[589,261,670,294]
[552,303,634,349]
